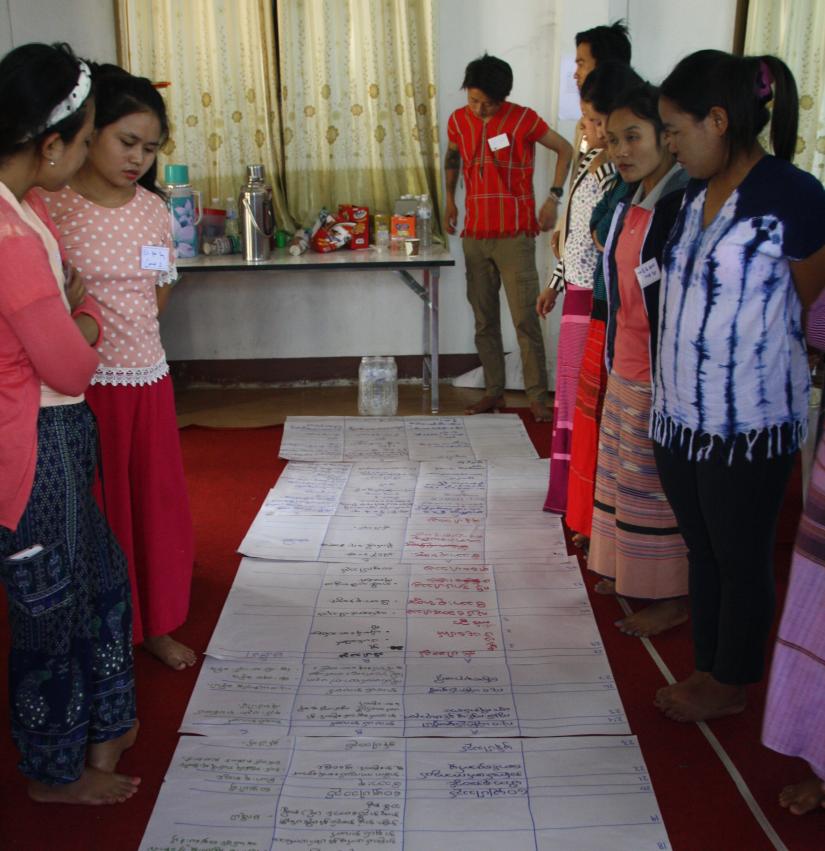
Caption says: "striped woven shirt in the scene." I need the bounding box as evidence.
[447,102,549,239]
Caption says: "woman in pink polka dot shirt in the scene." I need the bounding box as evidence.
[44,65,195,671]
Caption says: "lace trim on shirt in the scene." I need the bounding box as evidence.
[157,262,179,287]
[92,359,169,387]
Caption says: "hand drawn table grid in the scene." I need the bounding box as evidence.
[139,736,671,851]
[181,558,629,738]
[141,417,672,850]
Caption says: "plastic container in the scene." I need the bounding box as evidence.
[374,212,390,251]
[203,234,241,255]
[202,202,226,241]
[358,356,398,416]
[416,194,433,250]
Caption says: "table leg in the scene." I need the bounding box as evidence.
[429,268,440,414]
[422,268,431,391]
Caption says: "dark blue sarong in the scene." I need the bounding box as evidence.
[0,402,136,785]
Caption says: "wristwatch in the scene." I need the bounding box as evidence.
[549,186,564,200]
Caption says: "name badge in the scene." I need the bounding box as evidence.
[634,258,661,289]
[141,245,170,272]
[488,133,510,152]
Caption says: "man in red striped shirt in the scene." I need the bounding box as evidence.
[446,54,572,421]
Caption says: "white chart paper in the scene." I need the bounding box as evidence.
[238,458,557,564]
[279,415,539,461]
[182,557,629,737]
[139,735,671,851]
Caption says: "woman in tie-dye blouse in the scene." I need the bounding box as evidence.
[652,50,825,724]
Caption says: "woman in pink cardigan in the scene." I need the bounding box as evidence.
[0,43,139,806]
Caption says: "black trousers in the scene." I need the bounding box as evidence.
[653,441,795,685]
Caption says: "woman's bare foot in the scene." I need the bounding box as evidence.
[464,395,505,415]
[87,720,139,773]
[779,775,825,815]
[143,634,197,670]
[593,578,616,595]
[654,670,710,708]
[615,597,689,637]
[656,674,746,723]
[28,767,140,805]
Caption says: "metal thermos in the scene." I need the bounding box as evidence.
[239,164,274,262]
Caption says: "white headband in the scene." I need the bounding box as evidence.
[41,60,92,131]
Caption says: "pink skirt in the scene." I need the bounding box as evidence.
[763,430,825,780]
[544,285,593,513]
[86,375,194,644]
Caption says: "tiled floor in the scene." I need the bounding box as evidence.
[175,382,532,427]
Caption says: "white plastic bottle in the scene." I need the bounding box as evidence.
[416,194,433,250]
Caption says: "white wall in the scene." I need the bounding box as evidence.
[2,0,738,372]
[1,0,116,63]
[625,0,737,84]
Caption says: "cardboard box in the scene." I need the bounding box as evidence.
[391,214,416,240]
[338,204,370,250]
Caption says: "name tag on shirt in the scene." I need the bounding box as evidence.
[7,544,44,561]
[488,133,510,152]
[635,258,661,289]
[141,245,170,272]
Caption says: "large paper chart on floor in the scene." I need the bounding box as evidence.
[238,457,562,563]
[139,735,671,851]
[279,414,540,461]
[180,557,629,737]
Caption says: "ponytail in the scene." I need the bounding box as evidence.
[758,55,798,161]
[660,50,799,162]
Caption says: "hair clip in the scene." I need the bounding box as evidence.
[755,60,773,103]
[152,81,171,89]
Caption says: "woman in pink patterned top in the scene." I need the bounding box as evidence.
[44,64,195,671]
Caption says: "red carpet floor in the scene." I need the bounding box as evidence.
[0,413,821,850]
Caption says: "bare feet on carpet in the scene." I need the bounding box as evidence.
[615,597,689,637]
[571,532,588,549]
[654,671,746,722]
[464,395,505,415]
[143,634,197,670]
[87,720,140,772]
[594,578,616,595]
[529,399,552,422]
[779,775,825,815]
[28,767,140,805]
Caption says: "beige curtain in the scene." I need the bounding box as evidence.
[116,0,293,228]
[277,0,442,229]
[745,0,825,182]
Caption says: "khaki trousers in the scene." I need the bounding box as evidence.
[463,235,549,402]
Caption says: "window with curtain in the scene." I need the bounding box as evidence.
[116,0,442,232]
[744,0,825,183]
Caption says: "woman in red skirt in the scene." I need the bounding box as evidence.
[44,64,195,670]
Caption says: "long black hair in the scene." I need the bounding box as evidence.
[581,62,643,115]
[660,49,798,162]
[0,42,92,161]
[609,82,666,139]
[89,63,170,197]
